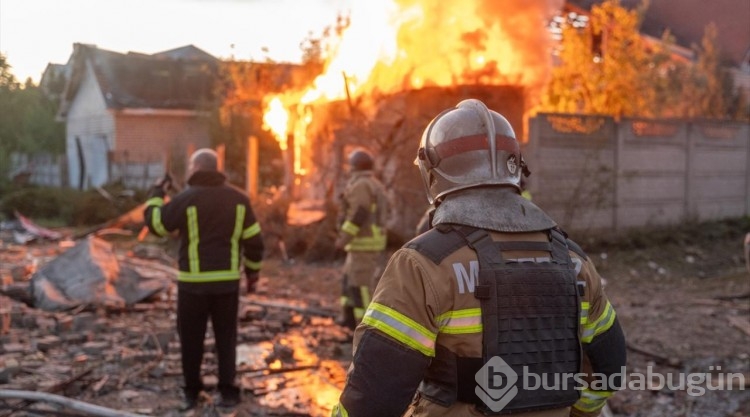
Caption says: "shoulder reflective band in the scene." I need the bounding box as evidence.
[436,308,482,334]
[242,222,261,239]
[146,197,168,236]
[581,301,616,343]
[573,388,613,412]
[362,302,437,357]
[145,196,164,207]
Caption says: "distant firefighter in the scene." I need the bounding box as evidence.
[335,149,389,331]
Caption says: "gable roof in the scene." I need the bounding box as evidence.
[153,45,218,62]
[568,0,750,66]
[58,43,219,118]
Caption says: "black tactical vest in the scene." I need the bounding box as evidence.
[408,224,582,414]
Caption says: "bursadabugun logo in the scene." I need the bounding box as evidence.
[476,357,747,412]
[475,356,519,412]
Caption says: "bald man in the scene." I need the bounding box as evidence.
[144,148,264,411]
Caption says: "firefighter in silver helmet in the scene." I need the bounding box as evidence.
[333,99,626,417]
[335,149,389,330]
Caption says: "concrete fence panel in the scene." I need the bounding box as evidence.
[528,114,750,235]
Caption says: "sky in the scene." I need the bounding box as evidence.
[0,0,352,84]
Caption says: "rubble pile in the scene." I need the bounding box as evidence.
[0,232,350,417]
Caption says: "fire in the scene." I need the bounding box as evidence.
[263,96,289,151]
[263,0,564,174]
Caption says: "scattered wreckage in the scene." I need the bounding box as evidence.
[0,212,349,416]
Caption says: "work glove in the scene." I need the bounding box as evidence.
[245,271,259,295]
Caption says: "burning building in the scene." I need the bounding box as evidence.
[256,0,565,251]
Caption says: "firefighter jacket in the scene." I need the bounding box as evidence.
[144,170,264,294]
[338,170,387,252]
[333,227,626,417]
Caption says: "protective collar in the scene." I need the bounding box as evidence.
[432,186,557,233]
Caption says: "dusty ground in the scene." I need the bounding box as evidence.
[1,219,749,417]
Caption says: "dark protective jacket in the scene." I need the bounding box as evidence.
[144,171,264,293]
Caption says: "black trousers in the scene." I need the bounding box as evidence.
[177,289,239,397]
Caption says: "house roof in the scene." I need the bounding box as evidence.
[58,43,219,118]
[568,0,750,66]
[152,45,219,62]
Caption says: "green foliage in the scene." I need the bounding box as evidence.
[0,53,65,183]
[0,184,145,227]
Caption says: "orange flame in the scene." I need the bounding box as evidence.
[263,96,289,151]
[263,0,564,174]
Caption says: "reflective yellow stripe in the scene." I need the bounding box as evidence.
[331,403,348,417]
[341,220,360,236]
[436,308,483,334]
[573,389,613,412]
[345,225,387,251]
[145,197,164,207]
[582,301,616,343]
[362,302,436,357]
[354,307,366,321]
[231,205,245,272]
[187,206,200,273]
[178,270,241,282]
[244,259,261,272]
[242,222,261,239]
[150,207,169,237]
[580,301,590,325]
[360,286,371,308]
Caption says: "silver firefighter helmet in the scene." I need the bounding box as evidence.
[416,99,525,204]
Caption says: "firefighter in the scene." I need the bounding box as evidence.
[335,149,389,330]
[333,99,626,417]
[144,148,264,411]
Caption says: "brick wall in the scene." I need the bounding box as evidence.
[113,113,211,163]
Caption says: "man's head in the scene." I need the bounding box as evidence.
[347,149,374,172]
[416,99,525,204]
[188,148,219,174]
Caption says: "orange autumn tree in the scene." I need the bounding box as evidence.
[541,0,734,120]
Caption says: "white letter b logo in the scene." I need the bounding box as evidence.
[475,356,519,412]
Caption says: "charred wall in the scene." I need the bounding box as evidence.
[291,85,525,259]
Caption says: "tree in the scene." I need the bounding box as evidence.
[0,54,20,91]
[543,0,657,117]
[541,0,736,120]
[687,23,732,119]
[0,53,65,182]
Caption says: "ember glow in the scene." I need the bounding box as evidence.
[263,0,564,167]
